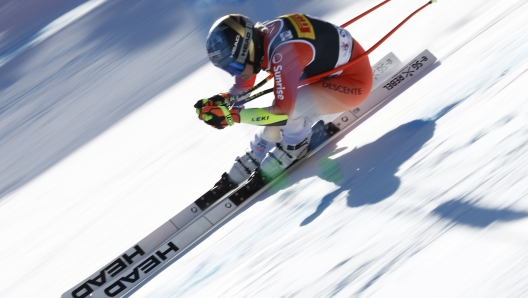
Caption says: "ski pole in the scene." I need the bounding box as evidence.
[301,0,436,86]
[224,0,394,107]
[227,0,437,107]
[229,88,274,108]
[225,72,273,104]
[340,0,391,28]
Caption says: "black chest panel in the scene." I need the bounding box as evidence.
[267,14,343,80]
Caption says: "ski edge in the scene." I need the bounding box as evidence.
[97,49,438,298]
[61,50,435,298]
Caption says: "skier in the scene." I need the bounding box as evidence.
[195,14,373,184]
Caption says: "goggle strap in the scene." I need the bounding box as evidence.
[235,20,253,65]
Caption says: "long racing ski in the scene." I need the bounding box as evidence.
[62,49,437,298]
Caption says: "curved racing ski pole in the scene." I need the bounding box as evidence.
[225,0,393,107]
[340,0,391,28]
[300,0,436,86]
[225,72,273,104]
[226,0,437,108]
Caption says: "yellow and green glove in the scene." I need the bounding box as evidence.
[194,94,288,129]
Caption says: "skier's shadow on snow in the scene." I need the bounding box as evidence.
[300,118,436,226]
[432,199,528,228]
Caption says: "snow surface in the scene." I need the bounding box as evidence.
[1,0,528,297]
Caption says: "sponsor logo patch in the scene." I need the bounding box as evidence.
[251,116,270,122]
[271,52,285,100]
[322,82,362,95]
[273,65,285,100]
[285,14,315,40]
[230,35,241,58]
[341,42,351,57]
[70,245,146,298]
[103,242,179,297]
[279,30,294,41]
[272,53,283,64]
[208,50,221,60]
[240,32,251,58]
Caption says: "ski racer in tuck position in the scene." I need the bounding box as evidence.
[195,14,373,184]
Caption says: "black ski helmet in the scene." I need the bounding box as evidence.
[206,14,263,74]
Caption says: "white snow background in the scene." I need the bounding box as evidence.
[1,0,528,297]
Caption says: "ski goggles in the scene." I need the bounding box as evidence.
[222,61,245,76]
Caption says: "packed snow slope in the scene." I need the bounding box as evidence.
[1,0,528,297]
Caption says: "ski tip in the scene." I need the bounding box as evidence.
[429,0,438,4]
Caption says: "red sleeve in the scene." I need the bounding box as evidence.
[228,75,257,96]
[269,41,315,115]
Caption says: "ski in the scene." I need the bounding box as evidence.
[62,49,437,298]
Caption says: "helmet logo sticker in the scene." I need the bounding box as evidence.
[230,35,241,58]
[240,32,251,58]
[208,50,221,59]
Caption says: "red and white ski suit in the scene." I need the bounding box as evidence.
[231,14,373,119]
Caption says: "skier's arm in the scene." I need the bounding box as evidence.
[228,74,257,99]
[268,42,315,115]
[196,73,257,108]
[238,108,288,126]
[198,41,313,129]
[197,106,287,129]
[234,42,313,125]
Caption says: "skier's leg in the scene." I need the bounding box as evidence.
[259,116,312,180]
[291,42,373,119]
[252,126,281,158]
[258,50,372,180]
[227,126,280,184]
[280,116,312,146]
